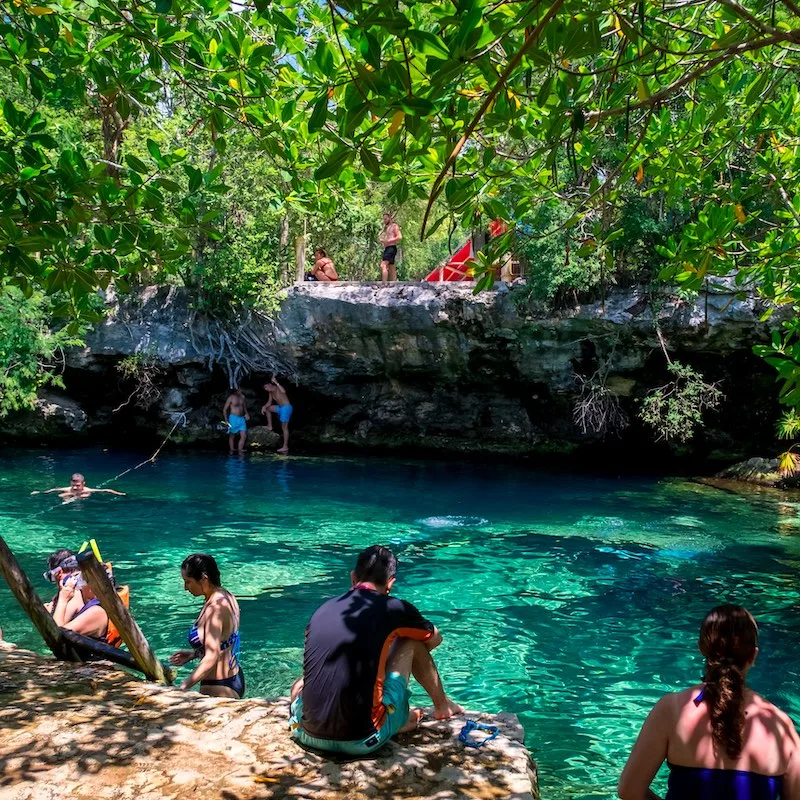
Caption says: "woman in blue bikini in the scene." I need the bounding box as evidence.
[619,605,800,799]
[169,553,244,699]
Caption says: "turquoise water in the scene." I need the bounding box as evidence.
[1,449,800,798]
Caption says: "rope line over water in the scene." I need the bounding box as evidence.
[96,413,188,489]
[20,413,189,525]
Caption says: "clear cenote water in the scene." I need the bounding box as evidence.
[1,449,799,799]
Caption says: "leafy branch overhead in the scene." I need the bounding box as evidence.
[5,0,800,413]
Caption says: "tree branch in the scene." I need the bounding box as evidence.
[421,0,565,237]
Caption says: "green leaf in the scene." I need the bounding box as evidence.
[745,71,770,106]
[359,32,382,70]
[125,154,148,174]
[406,31,450,59]
[360,148,380,177]
[314,148,352,180]
[146,139,163,164]
[308,94,329,133]
[314,40,334,74]
[163,30,194,44]
[94,32,123,51]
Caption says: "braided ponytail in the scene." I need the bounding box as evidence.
[698,605,758,760]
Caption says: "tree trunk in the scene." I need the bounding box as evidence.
[279,214,290,285]
[100,95,126,179]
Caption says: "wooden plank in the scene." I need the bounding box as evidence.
[77,552,171,684]
[0,534,77,660]
[295,235,306,282]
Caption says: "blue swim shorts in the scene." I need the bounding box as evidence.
[277,404,293,424]
[227,413,247,434]
[289,672,410,755]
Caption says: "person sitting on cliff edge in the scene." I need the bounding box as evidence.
[262,375,292,455]
[289,545,463,755]
[305,248,338,282]
[31,473,126,502]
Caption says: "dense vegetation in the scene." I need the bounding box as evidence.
[2,0,800,449]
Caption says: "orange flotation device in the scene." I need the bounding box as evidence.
[106,582,130,648]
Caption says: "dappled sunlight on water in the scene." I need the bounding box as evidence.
[1,449,800,799]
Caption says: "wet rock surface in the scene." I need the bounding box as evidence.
[696,456,800,492]
[0,643,537,800]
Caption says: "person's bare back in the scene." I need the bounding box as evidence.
[668,686,798,776]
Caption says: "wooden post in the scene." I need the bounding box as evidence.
[295,235,306,282]
[77,551,171,684]
[0,534,77,660]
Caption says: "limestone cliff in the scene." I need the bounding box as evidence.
[0,283,783,462]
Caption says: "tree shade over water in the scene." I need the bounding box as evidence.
[1,449,799,799]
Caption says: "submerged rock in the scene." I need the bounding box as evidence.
[0,643,537,799]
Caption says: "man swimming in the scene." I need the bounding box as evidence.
[223,389,249,454]
[289,545,463,755]
[31,473,126,502]
[261,375,292,455]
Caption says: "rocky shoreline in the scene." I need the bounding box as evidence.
[0,283,784,462]
[0,642,537,800]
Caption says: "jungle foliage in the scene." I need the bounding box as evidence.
[3,0,800,429]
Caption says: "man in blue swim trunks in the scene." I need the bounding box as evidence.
[223,390,249,454]
[289,545,463,755]
[262,375,293,455]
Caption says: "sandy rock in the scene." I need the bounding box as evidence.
[0,644,537,800]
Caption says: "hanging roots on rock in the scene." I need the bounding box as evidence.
[113,352,164,412]
[573,374,629,438]
[187,307,296,388]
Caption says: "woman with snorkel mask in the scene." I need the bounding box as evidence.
[46,549,110,640]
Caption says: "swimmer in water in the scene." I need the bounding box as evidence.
[31,473,126,502]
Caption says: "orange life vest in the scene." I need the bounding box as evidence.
[106,584,130,648]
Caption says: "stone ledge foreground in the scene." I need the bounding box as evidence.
[0,644,537,800]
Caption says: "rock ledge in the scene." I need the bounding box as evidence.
[0,643,537,800]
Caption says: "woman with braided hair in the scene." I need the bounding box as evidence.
[619,605,800,799]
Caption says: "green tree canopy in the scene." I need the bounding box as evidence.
[5,0,800,403]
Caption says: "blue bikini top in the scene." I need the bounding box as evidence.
[188,593,241,669]
[665,687,783,800]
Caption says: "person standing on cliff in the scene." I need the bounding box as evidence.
[378,213,402,282]
[262,375,292,455]
[223,390,249,454]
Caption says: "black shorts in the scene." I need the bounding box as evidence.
[381,245,398,264]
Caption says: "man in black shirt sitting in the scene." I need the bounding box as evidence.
[289,545,463,755]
